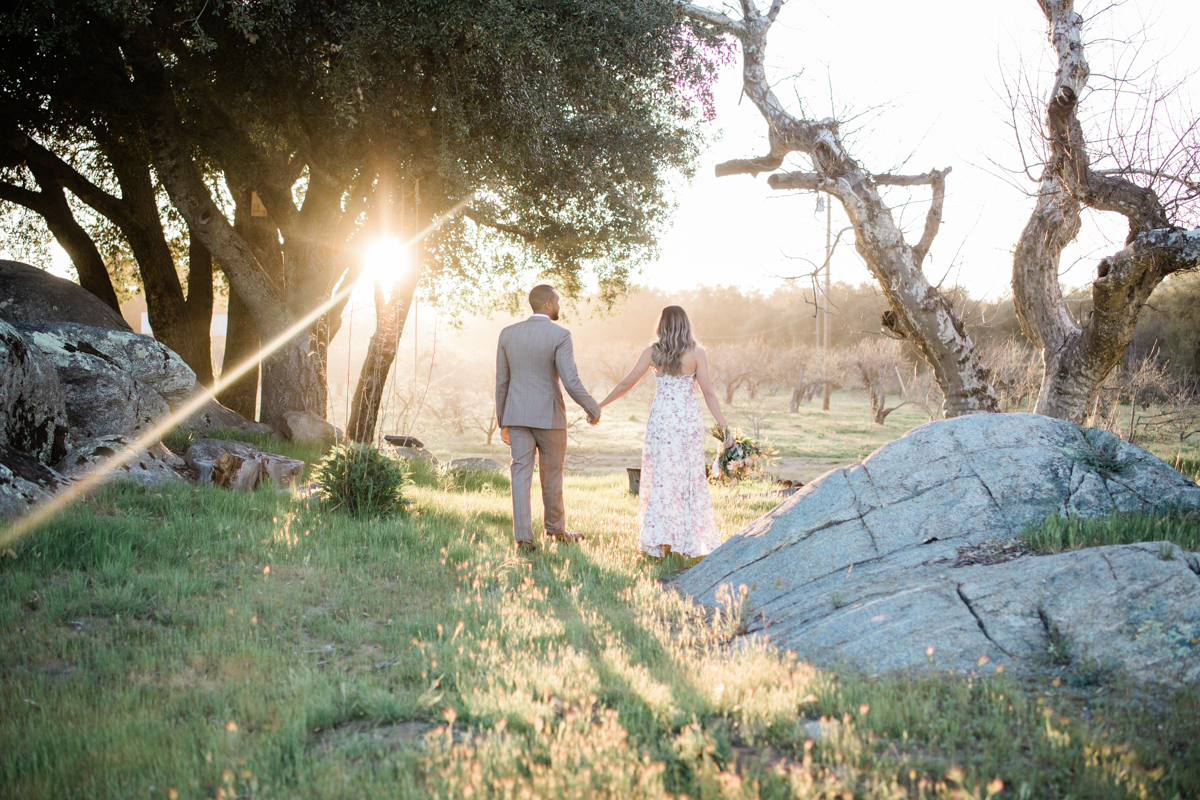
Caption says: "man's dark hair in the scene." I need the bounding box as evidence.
[529,284,558,311]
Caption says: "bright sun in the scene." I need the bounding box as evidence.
[359,237,408,292]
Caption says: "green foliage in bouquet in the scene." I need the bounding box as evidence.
[709,426,773,481]
[311,443,412,517]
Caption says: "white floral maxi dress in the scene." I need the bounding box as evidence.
[637,372,722,557]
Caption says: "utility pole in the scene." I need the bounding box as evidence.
[822,196,831,411]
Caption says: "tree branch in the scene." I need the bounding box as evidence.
[715,155,785,177]
[912,168,951,266]
[0,179,47,213]
[3,130,136,230]
[677,2,747,35]
[873,168,951,187]
[1041,1,1169,238]
[463,207,539,244]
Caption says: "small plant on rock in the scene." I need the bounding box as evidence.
[712,582,753,639]
[311,442,411,517]
[1072,429,1139,479]
[1038,606,1072,667]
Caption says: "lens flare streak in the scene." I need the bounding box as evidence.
[0,197,474,547]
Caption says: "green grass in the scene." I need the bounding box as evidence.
[2,475,1198,799]
[1022,511,1200,554]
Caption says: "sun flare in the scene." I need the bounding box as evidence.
[360,237,408,293]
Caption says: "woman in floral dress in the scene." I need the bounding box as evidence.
[598,306,734,558]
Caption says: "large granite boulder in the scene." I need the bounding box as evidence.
[0,442,73,519]
[0,260,131,332]
[675,413,1200,683]
[0,319,69,465]
[19,328,171,446]
[18,323,196,409]
[54,435,186,486]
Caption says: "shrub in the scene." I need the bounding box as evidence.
[311,443,411,517]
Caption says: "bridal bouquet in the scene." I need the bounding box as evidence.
[709,426,771,481]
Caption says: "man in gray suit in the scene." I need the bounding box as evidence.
[496,284,601,552]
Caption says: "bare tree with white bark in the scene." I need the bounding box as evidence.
[679,0,999,418]
[1012,0,1200,424]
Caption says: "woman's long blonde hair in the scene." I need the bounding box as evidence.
[650,306,696,375]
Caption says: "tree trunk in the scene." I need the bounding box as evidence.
[682,1,998,418]
[184,228,214,386]
[101,132,212,377]
[347,256,422,443]
[124,37,324,430]
[218,282,260,419]
[6,127,215,371]
[789,366,806,413]
[215,185,286,419]
[267,172,349,425]
[1011,1,1200,424]
[858,364,885,424]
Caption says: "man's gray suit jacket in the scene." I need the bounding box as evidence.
[495,316,600,429]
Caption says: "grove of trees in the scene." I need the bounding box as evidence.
[1,0,726,435]
[3,0,1197,440]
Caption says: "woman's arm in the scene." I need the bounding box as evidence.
[694,348,734,447]
[598,347,655,407]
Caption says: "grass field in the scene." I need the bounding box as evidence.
[400,388,1200,486]
[3,428,1199,798]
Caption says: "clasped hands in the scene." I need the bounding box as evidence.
[500,411,600,446]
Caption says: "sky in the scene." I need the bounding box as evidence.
[641,0,1200,300]
[18,0,1200,308]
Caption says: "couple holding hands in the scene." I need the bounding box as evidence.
[495,284,734,557]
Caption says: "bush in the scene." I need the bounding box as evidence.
[311,443,412,517]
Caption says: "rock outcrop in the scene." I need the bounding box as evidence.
[18,323,196,408]
[390,446,439,465]
[184,438,305,491]
[21,327,172,446]
[55,435,187,486]
[178,394,278,438]
[0,319,69,465]
[675,413,1200,683]
[282,410,342,446]
[0,260,131,332]
[0,443,74,519]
